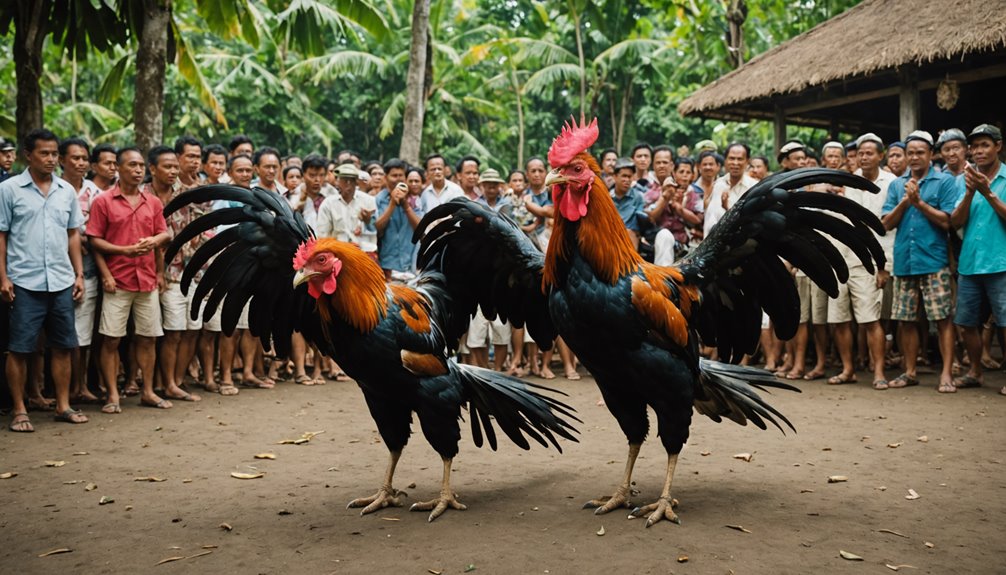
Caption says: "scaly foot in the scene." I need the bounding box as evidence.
[410,490,467,522]
[629,496,680,527]
[582,485,632,515]
[347,486,405,515]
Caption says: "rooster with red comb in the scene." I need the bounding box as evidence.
[416,115,887,526]
[162,184,579,523]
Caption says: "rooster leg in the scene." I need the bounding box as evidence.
[346,450,406,515]
[409,457,467,522]
[629,453,681,527]
[582,443,641,515]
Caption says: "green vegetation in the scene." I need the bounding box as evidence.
[0,0,860,168]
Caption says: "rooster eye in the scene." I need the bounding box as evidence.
[574,165,582,172]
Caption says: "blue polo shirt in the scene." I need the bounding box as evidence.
[527,187,552,234]
[611,188,645,232]
[0,170,83,292]
[882,165,960,277]
[955,162,1006,276]
[376,189,423,272]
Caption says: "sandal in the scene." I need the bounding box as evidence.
[122,383,141,397]
[294,374,316,386]
[219,384,239,396]
[872,379,889,390]
[9,412,33,432]
[203,381,220,394]
[54,408,88,424]
[827,373,857,385]
[140,398,173,409]
[888,373,919,388]
[937,380,957,393]
[803,370,826,381]
[784,370,805,380]
[565,370,582,381]
[240,377,275,390]
[101,403,122,414]
[952,375,982,389]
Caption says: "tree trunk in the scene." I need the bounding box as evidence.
[726,0,747,69]
[133,0,171,154]
[512,68,525,168]
[14,1,50,147]
[399,0,430,165]
[569,0,586,121]
[616,74,633,154]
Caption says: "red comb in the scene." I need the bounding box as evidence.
[548,116,599,168]
[292,238,317,270]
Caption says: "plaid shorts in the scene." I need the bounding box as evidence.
[892,267,953,322]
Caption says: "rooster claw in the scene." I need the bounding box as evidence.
[409,491,466,522]
[629,497,680,527]
[582,489,631,515]
[346,487,405,515]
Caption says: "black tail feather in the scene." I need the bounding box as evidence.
[695,359,799,434]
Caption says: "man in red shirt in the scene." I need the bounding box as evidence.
[87,147,171,413]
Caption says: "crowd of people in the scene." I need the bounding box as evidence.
[1,121,1003,433]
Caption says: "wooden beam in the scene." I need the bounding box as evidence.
[788,86,900,115]
[774,107,786,156]
[899,67,919,139]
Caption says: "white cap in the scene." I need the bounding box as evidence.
[904,130,934,148]
[822,141,845,153]
[856,133,884,148]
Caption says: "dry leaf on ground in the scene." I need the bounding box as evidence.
[220,523,233,531]
[886,564,918,571]
[905,489,920,500]
[839,550,864,561]
[99,496,114,505]
[85,483,97,491]
[878,528,909,538]
[733,453,753,462]
[44,461,66,467]
[230,472,264,480]
[134,476,166,482]
[677,555,689,563]
[38,548,72,557]
[0,472,16,479]
[726,524,752,533]
[254,453,276,460]
[828,476,848,483]
[596,526,605,536]
[156,556,185,566]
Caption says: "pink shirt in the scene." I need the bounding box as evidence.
[87,185,167,292]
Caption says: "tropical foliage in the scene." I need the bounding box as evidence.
[1,0,862,170]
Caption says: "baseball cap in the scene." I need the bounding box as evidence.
[0,138,15,151]
[856,133,884,149]
[777,140,805,163]
[966,124,1003,144]
[821,141,845,153]
[334,164,359,179]
[904,130,934,148]
[935,128,966,149]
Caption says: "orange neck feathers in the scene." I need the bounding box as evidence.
[544,156,643,287]
[313,239,388,332]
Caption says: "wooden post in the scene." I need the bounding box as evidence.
[899,67,919,139]
[774,106,786,158]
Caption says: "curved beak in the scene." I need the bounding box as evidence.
[544,169,567,187]
[293,269,319,288]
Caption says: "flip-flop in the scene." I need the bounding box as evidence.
[9,412,33,432]
[101,403,121,414]
[803,370,826,381]
[219,384,239,396]
[937,381,957,393]
[294,374,315,386]
[888,373,919,388]
[827,373,857,385]
[565,371,582,381]
[167,391,202,402]
[54,408,88,424]
[952,375,982,389]
[140,398,173,409]
[872,379,889,390]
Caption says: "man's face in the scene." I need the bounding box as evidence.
[601,153,617,175]
[151,152,180,187]
[748,159,768,180]
[426,157,444,185]
[255,153,280,186]
[482,182,501,199]
[699,156,720,179]
[369,167,386,191]
[229,157,255,188]
[632,148,651,173]
[179,144,202,176]
[460,161,479,191]
[118,150,146,187]
[822,147,845,170]
[887,148,906,175]
[969,137,1001,170]
[336,176,356,196]
[284,168,302,191]
[725,147,747,179]
[204,153,226,182]
[385,167,406,191]
[303,166,326,194]
[905,141,932,173]
[336,152,352,165]
[845,151,858,172]
[941,140,966,170]
[0,149,15,171]
[783,151,807,170]
[674,162,694,188]
[92,151,117,183]
[526,160,546,188]
[614,168,633,194]
[508,172,526,194]
[857,143,882,172]
[653,150,673,181]
[60,144,90,181]
[406,171,424,195]
[233,143,253,157]
[326,164,338,186]
[25,139,59,176]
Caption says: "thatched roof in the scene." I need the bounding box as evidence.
[679,0,1006,117]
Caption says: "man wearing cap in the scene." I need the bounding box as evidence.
[374,158,419,279]
[936,129,968,178]
[882,130,961,393]
[828,133,897,389]
[886,142,908,177]
[704,142,756,238]
[950,124,1006,395]
[318,162,377,253]
[844,141,859,173]
[611,157,645,249]
[777,141,808,172]
[0,138,16,182]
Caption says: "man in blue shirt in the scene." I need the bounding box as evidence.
[375,159,422,280]
[0,129,88,430]
[881,130,961,393]
[610,158,645,250]
[0,138,15,183]
[949,124,1006,395]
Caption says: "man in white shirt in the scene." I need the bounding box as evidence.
[703,142,757,237]
[316,163,377,253]
[420,153,464,210]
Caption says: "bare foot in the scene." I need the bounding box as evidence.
[540,366,556,380]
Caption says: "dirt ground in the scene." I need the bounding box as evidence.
[1,366,1004,575]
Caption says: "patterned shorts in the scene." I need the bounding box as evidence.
[892,267,953,322]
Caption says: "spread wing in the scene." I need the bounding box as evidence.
[163,184,323,357]
[677,168,886,363]
[413,199,557,351]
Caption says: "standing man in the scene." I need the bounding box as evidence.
[252,147,286,195]
[704,142,757,237]
[374,159,420,279]
[0,138,16,182]
[936,129,968,178]
[316,163,377,251]
[202,144,227,185]
[881,131,960,393]
[89,144,118,190]
[173,136,203,189]
[456,156,481,201]
[950,124,1006,395]
[1,129,88,430]
[87,147,171,412]
[420,154,463,210]
[629,143,654,185]
[610,158,645,249]
[886,142,908,177]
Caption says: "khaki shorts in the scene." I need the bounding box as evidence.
[828,266,882,324]
[236,302,250,331]
[99,289,164,338]
[73,277,100,346]
[161,282,203,331]
[796,275,830,324]
[892,268,953,322]
[466,307,511,348]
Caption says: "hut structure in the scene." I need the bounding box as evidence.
[678,0,1006,150]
